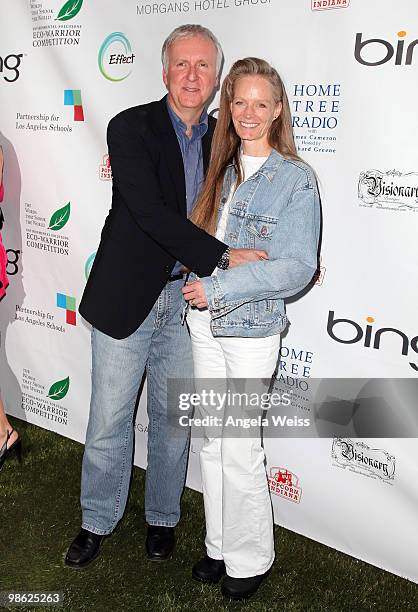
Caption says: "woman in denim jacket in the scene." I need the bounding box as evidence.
[182,58,320,600]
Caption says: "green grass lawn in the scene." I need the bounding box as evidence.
[0,417,417,612]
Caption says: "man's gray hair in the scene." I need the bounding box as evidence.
[161,24,223,76]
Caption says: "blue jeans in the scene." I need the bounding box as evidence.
[80,278,192,535]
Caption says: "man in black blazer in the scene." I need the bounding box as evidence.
[65,25,266,569]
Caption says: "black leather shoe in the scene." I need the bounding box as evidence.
[64,529,105,569]
[221,568,271,600]
[192,555,226,583]
[146,526,175,561]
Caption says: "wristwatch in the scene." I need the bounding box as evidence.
[217,247,230,270]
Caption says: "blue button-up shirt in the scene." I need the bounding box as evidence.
[167,97,208,275]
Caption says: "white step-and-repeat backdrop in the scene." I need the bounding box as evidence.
[1,0,417,583]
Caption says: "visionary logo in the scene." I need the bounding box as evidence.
[0,53,24,83]
[358,170,418,211]
[84,252,96,280]
[327,311,418,372]
[48,202,71,230]
[355,31,418,66]
[47,376,70,400]
[56,293,76,325]
[268,467,302,503]
[332,438,395,482]
[56,0,83,21]
[99,154,112,181]
[64,89,84,121]
[312,0,349,10]
[98,33,135,82]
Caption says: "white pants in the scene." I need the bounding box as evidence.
[187,307,281,578]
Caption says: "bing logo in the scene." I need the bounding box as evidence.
[64,89,84,121]
[327,311,418,371]
[355,31,418,66]
[56,293,76,325]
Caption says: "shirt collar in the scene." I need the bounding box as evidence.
[226,149,284,182]
[166,96,208,140]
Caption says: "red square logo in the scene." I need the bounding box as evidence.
[74,105,84,122]
[66,310,76,326]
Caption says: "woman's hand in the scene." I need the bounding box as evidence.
[229,248,268,267]
[181,280,208,309]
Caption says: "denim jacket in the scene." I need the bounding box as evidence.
[188,148,321,337]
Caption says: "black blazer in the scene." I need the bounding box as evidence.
[79,96,226,339]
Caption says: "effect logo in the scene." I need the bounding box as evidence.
[268,467,302,503]
[0,53,24,83]
[47,376,70,400]
[358,170,418,211]
[48,202,71,230]
[56,0,83,21]
[355,31,418,66]
[332,438,395,482]
[327,311,418,372]
[99,154,112,181]
[84,252,96,280]
[64,89,84,121]
[312,0,349,10]
[98,32,135,82]
[56,293,76,325]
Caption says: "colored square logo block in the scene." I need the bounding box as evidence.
[72,90,82,105]
[64,90,74,105]
[64,89,84,122]
[56,292,67,308]
[74,105,84,121]
[66,295,76,311]
[56,292,77,326]
[66,310,76,326]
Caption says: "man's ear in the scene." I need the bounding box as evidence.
[162,68,168,88]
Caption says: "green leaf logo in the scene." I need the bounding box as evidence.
[56,0,83,21]
[47,376,70,401]
[48,202,70,231]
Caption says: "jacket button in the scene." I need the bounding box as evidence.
[260,226,268,236]
[221,196,227,203]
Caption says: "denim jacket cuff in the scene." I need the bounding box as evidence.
[200,275,224,311]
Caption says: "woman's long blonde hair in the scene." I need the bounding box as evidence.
[191,57,300,235]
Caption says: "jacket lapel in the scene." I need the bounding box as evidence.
[202,115,216,174]
[149,97,186,214]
